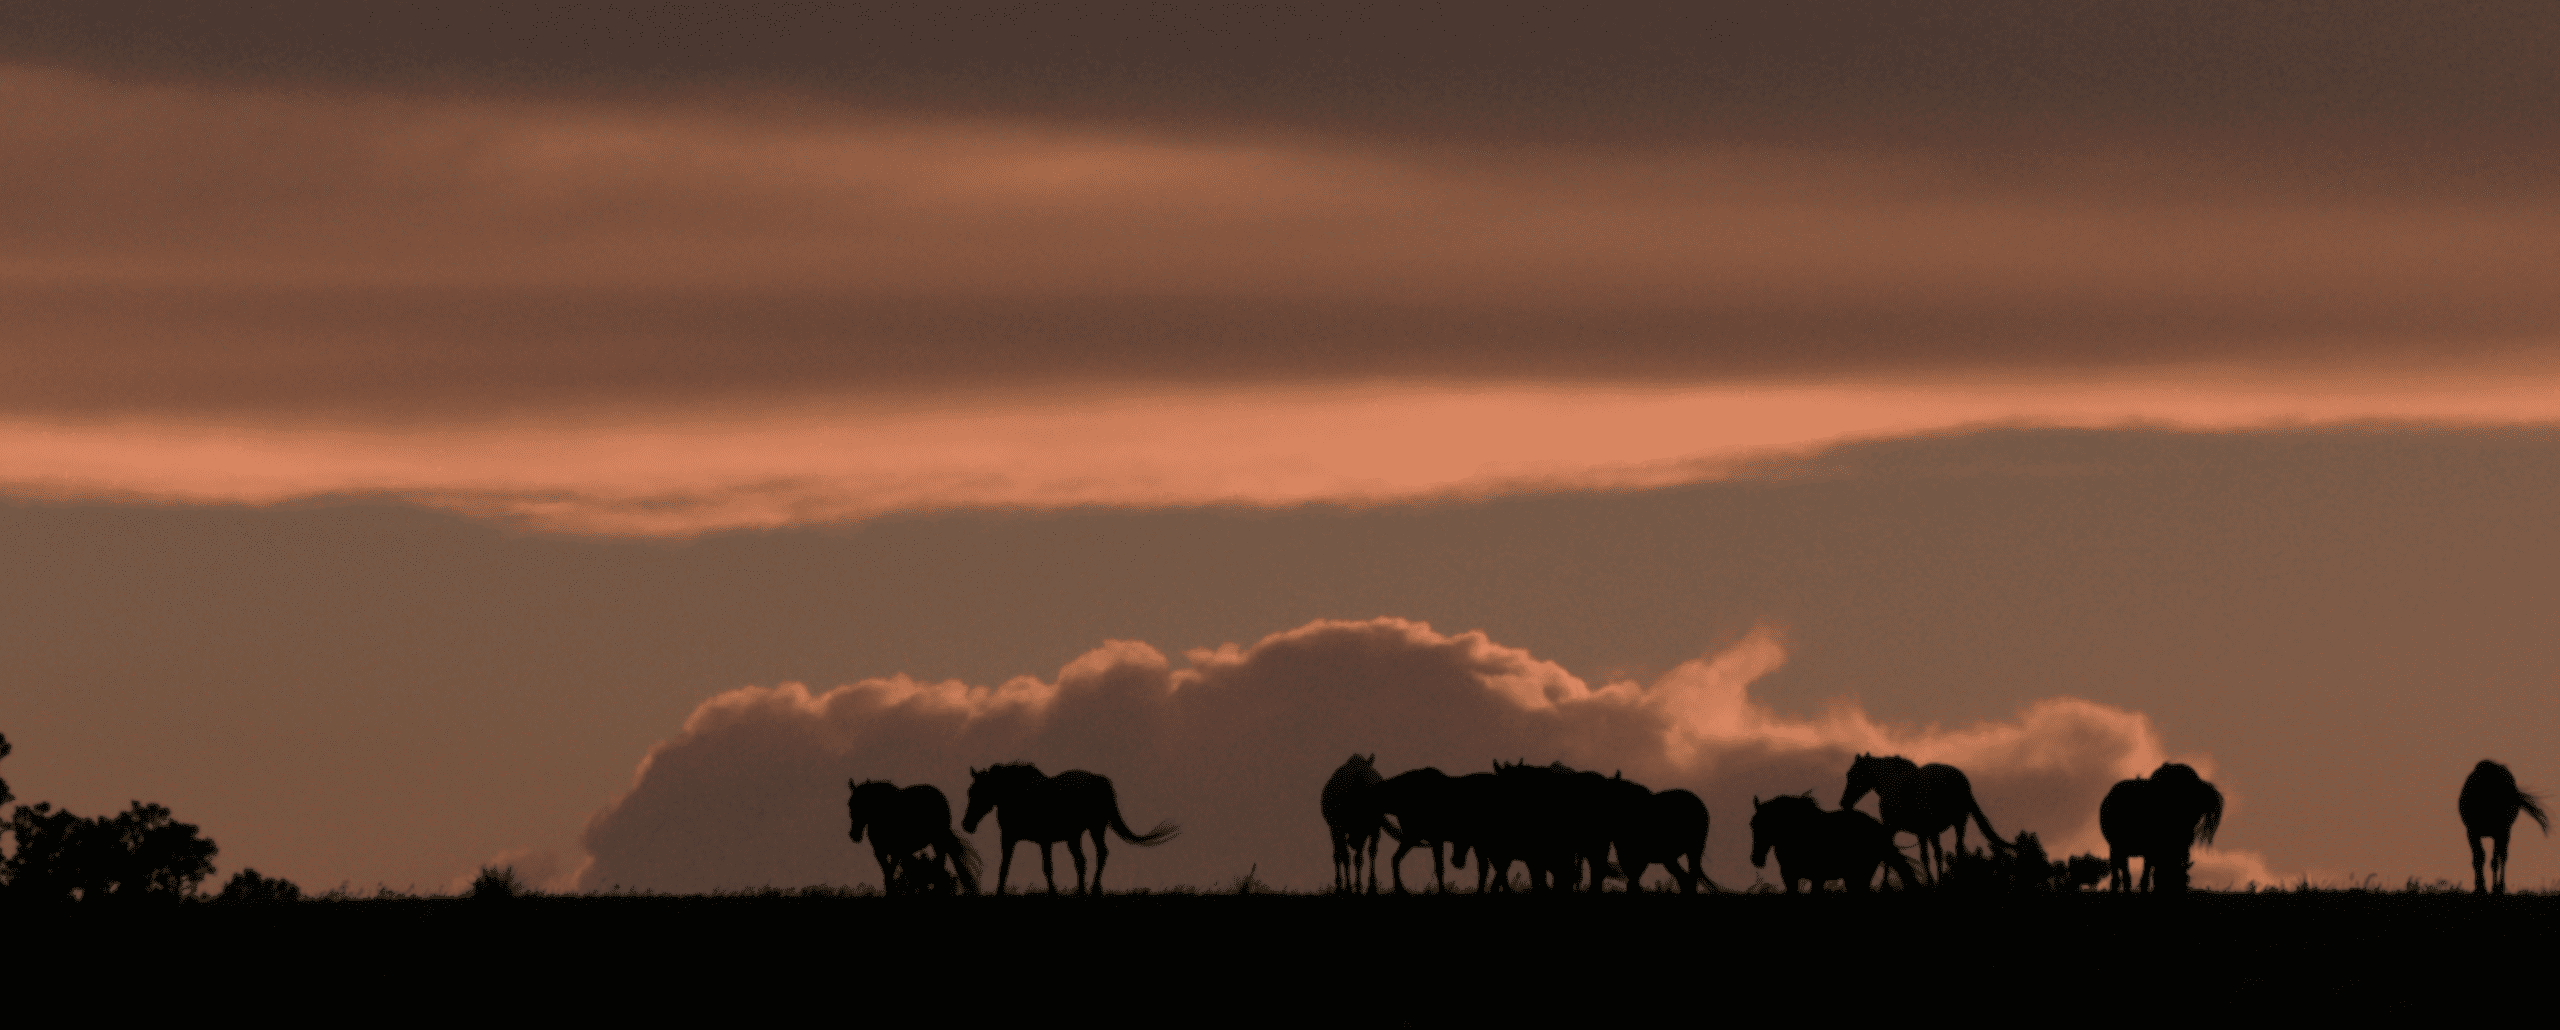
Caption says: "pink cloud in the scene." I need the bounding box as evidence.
[573,617,2270,892]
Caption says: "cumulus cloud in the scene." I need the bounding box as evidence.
[576,617,2270,892]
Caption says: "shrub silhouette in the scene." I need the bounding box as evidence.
[0,732,12,810]
[217,868,304,904]
[4,801,219,901]
[469,865,527,901]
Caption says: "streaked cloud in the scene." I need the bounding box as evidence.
[10,377,2560,535]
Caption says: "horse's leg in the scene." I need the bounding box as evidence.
[1389,837,1412,893]
[1432,842,1447,893]
[1367,831,1381,894]
[1092,826,1111,894]
[873,843,900,894]
[1039,841,1058,894]
[1065,836,1089,895]
[2108,849,2127,893]
[2493,830,2511,895]
[1331,830,1348,893]
[997,837,1016,895]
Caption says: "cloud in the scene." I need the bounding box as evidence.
[575,617,2271,892]
[10,382,2560,537]
[8,62,2560,423]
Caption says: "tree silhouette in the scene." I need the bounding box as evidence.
[217,868,303,903]
[5,801,219,901]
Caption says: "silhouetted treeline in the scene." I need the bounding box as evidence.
[1,733,236,903]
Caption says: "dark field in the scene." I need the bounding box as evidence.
[18,890,2554,1015]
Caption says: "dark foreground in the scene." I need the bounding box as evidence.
[19,891,2554,1016]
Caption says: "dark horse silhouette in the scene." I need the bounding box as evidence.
[1376,767,1457,892]
[1321,753,1386,894]
[2099,762,2223,892]
[848,779,980,895]
[961,763,1179,894]
[1617,784,1712,893]
[1841,753,2001,883]
[1749,793,1915,893]
[2459,759,2549,894]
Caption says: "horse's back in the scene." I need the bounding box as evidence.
[898,783,954,829]
[2461,760,2520,832]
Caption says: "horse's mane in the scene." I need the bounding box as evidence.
[1854,753,1920,773]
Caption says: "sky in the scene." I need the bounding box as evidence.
[4,2,2558,892]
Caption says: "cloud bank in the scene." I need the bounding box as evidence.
[576,618,2271,892]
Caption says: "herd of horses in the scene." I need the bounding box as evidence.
[843,755,2551,896]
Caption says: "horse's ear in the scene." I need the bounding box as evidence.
[1752,796,1762,808]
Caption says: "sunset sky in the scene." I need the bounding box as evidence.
[5,2,2558,892]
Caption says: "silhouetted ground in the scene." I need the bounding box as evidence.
[17,890,2553,1016]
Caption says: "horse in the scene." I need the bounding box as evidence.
[2459,759,2549,894]
[1444,771,1509,892]
[961,763,1180,894]
[1322,754,1387,894]
[1488,760,1582,892]
[1841,753,2002,883]
[847,779,980,895]
[1376,767,1457,892]
[1616,785,1712,893]
[2099,762,2224,892]
[1749,793,1916,893]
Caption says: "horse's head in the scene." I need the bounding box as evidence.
[961,767,995,834]
[962,763,1038,834]
[1750,794,1820,868]
[1840,753,1877,811]
[847,779,898,841]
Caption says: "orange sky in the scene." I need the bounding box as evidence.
[5,5,2559,895]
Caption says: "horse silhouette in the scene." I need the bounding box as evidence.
[1490,760,1582,892]
[1749,793,1915,893]
[2099,762,2223,892]
[1321,753,1386,894]
[2459,759,2549,894]
[1841,753,2001,883]
[961,763,1180,894]
[1445,771,1510,891]
[847,779,980,895]
[1376,766,1457,892]
[1616,784,1712,893]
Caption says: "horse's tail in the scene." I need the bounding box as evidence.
[1969,804,2005,852]
[2520,788,2552,835]
[1111,808,1181,847]
[943,829,983,895]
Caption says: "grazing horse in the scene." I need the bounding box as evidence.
[1749,794,1915,893]
[1617,786,1712,893]
[1322,754,1387,894]
[961,763,1179,894]
[1841,753,2002,883]
[1376,767,1457,892]
[2099,763,2224,892]
[847,779,980,895]
[2459,760,2549,894]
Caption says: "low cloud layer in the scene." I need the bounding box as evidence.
[577,618,2271,892]
[13,380,2560,536]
